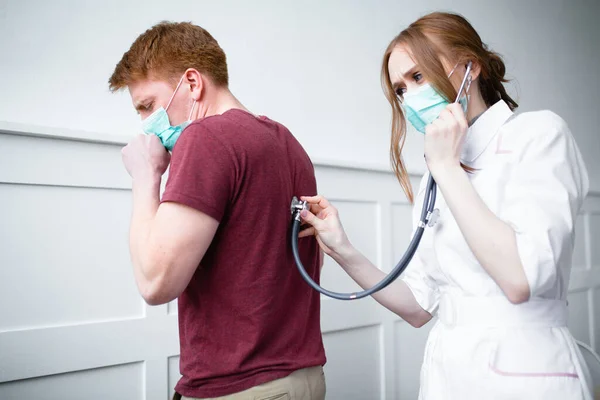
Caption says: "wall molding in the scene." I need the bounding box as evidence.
[0,120,415,176]
[3,120,599,198]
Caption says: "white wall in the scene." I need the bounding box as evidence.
[1,1,600,399]
[1,129,598,400]
[0,0,599,188]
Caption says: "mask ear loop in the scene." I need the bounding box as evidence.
[448,63,460,78]
[454,61,473,115]
[165,75,187,111]
[187,100,197,121]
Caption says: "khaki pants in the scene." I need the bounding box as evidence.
[174,366,326,400]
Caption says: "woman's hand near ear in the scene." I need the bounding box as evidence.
[424,103,468,179]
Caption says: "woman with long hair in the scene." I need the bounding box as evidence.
[300,12,592,399]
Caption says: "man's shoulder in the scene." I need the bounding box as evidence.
[185,109,288,144]
[178,109,311,170]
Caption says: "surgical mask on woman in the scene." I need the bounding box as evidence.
[402,64,471,134]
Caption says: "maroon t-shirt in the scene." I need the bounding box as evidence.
[161,109,326,398]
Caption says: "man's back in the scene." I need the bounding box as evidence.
[161,109,326,398]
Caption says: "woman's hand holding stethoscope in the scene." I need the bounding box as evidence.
[299,102,469,258]
[297,195,351,259]
[424,102,469,179]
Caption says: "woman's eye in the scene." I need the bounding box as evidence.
[413,72,423,82]
[395,87,407,97]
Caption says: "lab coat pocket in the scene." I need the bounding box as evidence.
[489,328,579,379]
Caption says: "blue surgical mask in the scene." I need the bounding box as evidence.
[141,75,197,151]
[402,64,471,134]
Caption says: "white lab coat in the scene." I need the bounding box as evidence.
[402,100,592,399]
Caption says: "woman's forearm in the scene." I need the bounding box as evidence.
[333,245,432,327]
[432,165,530,303]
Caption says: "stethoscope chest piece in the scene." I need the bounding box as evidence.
[290,196,309,222]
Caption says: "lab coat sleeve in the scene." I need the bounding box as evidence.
[402,252,440,314]
[498,112,589,298]
[402,173,441,314]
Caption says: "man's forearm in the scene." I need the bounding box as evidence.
[129,175,162,287]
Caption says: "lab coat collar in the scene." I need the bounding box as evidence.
[462,100,513,163]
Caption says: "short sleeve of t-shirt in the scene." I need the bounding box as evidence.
[161,122,237,222]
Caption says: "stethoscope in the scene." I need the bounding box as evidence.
[290,62,473,300]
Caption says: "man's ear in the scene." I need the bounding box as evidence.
[183,68,204,102]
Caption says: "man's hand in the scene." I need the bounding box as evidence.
[122,134,170,180]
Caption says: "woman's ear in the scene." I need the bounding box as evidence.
[470,61,482,81]
[184,68,204,102]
